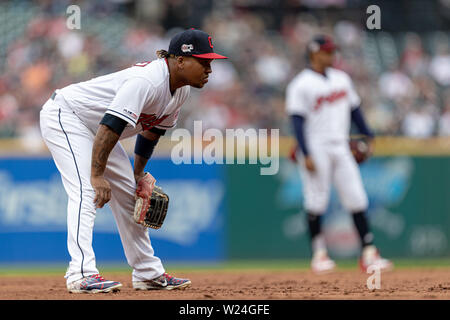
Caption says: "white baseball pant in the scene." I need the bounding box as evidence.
[39,97,165,284]
[298,140,368,215]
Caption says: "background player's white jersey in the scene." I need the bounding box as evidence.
[286,67,360,143]
[56,58,190,139]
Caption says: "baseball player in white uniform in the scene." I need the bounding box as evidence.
[39,29,227,293]
[285,35,393,274]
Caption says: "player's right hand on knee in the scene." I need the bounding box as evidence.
[304,156,316,173]
[91,175,111,208]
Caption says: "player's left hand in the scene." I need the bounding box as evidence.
[134,172,156,222]
[134,185,169,229]
[367,138,375,157]
[135,172,156,198]
[349,137,373,164]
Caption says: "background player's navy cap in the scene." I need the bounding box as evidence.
[168,29,228,59]
[308,35,338,53]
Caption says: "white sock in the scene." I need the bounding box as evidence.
[312,235,327,258]
[362,245,377,259]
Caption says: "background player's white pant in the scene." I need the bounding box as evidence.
[298,141,368,214]
[40,98,165,284]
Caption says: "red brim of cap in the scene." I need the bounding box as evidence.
[192,53,228,59]
[320,43,338,52]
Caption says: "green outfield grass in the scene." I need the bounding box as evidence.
[0,258,449,276]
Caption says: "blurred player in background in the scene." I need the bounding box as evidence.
[40,29,227,293]
[285,35,393,274]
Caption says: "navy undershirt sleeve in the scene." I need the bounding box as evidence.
[351,106,374,138]
[134,134,159,159]
[291,114,309,156]
[148,127,166,136]
[100,113,127,136]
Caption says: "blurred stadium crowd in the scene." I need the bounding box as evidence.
[1,0,450,145]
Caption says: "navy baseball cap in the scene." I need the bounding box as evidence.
[168,29,228,59]
[308,35,338,53]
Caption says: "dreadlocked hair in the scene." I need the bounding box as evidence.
[156,50,176,59]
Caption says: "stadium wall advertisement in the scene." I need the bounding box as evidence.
[227,157,450,259]
[0,158,226,263]
[0,155,449,262]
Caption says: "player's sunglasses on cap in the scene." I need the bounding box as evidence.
[308,35,338,53]
[168,29,228,59]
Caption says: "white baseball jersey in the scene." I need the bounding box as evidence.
[56,58,190,138]
[286,67,360,143]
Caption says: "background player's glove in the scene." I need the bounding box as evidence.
[133,173,169,229]
[349,137,372,164]
[288,145,298,163]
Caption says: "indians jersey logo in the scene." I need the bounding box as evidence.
[138,113,169,130]
[314,90,347,111]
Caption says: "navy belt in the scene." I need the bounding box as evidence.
[51,91,57,100]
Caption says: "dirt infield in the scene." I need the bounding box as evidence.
[1,268,449,300]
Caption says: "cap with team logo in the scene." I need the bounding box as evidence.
[308,35,338,53]
[168,29,228,59]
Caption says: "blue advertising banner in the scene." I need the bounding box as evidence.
[0,157,226,263]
